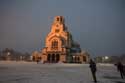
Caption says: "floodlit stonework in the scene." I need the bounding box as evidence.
[32,16,89,63]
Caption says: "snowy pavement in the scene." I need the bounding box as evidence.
[0,61,125,83]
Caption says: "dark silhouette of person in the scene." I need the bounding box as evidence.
[116,61,125,79]
[89,59,97,83]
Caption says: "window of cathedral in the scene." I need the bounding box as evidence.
[57,17,59,21]
[51,40,58,50]
[55,29,59,33]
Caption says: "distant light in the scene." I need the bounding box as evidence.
[73,56,75,58]
[7,52,10,56]
[30,56,33,60]
[105,56,109,60]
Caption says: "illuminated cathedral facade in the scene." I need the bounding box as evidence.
[32,16,89,63]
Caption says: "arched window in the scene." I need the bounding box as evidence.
[51,40,58,50]
[60,17,62,22]
[57,17,59,21]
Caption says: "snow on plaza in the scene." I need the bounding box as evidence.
[0,61,125,83]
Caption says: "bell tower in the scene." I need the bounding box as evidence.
[50,16,67,34]
[54,16,65,24]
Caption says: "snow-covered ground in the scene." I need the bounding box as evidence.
[0,61,124,83]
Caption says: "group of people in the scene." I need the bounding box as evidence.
[89,59,125,83]
[36,59,124,83]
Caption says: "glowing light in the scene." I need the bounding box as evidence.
[105,56,109,60]
[7,52,10,56]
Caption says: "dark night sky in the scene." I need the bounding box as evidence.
[0,0,125,56]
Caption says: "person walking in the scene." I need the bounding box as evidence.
[116,61,125,79]
[89,59,97,83]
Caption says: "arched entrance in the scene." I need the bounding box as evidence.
[47,54,60,63]
[47,54,51,62]
[83,56,86,62]
[56,54,59,62]
[52,54,55,62]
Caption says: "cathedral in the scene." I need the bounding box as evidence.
[32,16,89,63]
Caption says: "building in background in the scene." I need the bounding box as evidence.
[0,48,31,61]
[32,16,89,63]
[94,54,125,64]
